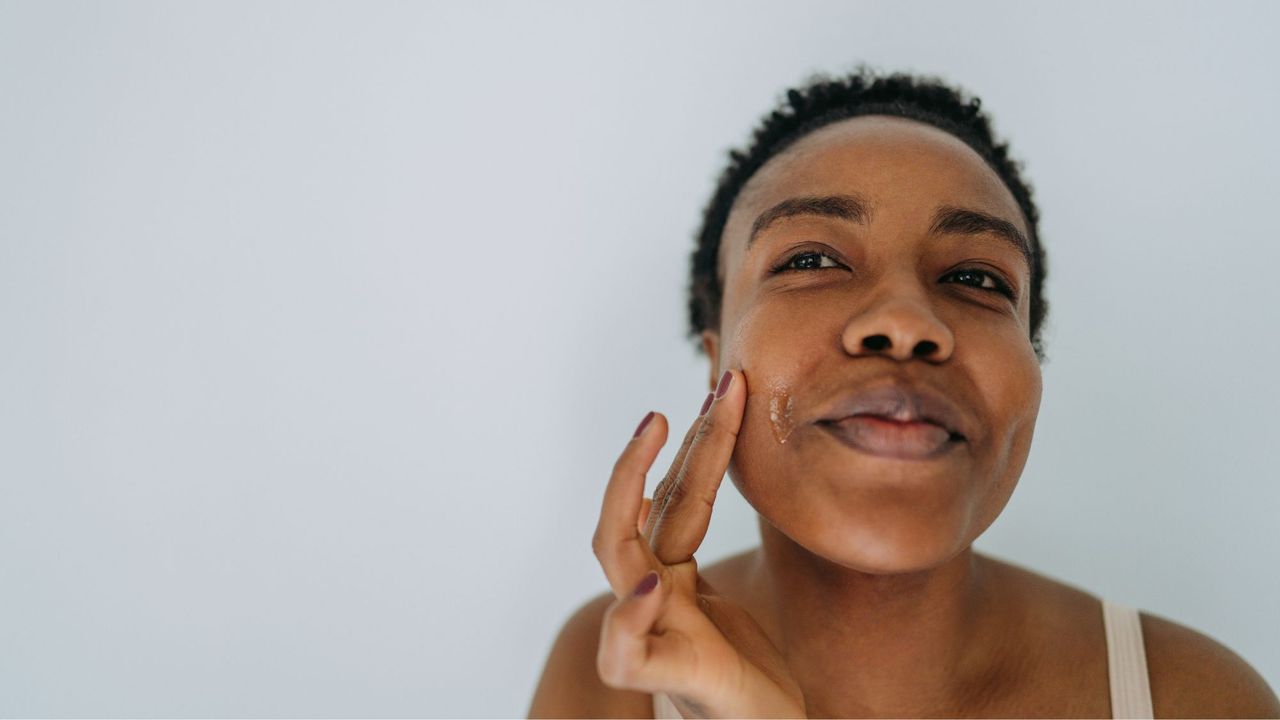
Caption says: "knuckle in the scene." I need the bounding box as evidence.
[658,467,680,497]
[665,475,689,506]
[694,414,718,441]
[665,471,715,519]
[651,477,669,502]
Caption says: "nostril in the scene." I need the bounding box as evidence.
[862,335,890,351]
[915,340,939,356]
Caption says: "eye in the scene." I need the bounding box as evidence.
[770,250,847,274]
[943,267,1016,299]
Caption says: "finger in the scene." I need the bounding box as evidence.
[648,385,727,549]
[592,411,667,597]
[649,369,746,565]
[597,572,696,695]
[599,575,738,707]
[643,392,713,539]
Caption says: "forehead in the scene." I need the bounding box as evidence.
[724,115,1029,259]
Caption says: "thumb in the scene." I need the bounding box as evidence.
[597,571,669,691]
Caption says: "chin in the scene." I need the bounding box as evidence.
[796,497,977,575]
[730,438,984,575]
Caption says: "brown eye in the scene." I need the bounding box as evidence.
[771,251,845,273]
[944,268,1016,299]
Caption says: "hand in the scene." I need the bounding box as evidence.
[591,369,806,718]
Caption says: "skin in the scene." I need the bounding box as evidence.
[528,115,1280,719]
[699,115,1043,715]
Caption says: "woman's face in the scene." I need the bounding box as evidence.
[706,115,1042,574]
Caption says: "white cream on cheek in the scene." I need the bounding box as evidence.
[768,381,797,444]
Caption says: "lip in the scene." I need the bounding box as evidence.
[812,379,972,459]
[819,415,961,459]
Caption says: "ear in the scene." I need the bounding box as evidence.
[700,330,721,392]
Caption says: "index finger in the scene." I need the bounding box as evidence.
[648,369,746,565]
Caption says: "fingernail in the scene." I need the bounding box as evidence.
[633,411,655,438]
[632,571,659,597]
[698,392,714,416]
[715,370,733,399]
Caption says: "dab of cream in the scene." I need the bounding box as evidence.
[768,384,796,444]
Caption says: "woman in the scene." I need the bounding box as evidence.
[528,68,1280,718]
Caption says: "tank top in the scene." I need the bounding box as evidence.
[651,599,1153,719]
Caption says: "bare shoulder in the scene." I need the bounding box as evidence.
[527,590,654,719]
[976,553,1280,718]
[1140,609,1280,719]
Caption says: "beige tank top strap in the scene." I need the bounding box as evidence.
[652,691,684,719]
[1102,599,1155,719]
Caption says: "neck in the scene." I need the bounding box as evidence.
[747,518,1014,718]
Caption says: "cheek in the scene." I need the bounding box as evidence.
[725,311,798,446]
[720,302,828,503]
[721,288,836,376]
[966,330,1044,534]
[981,327,1043,451]
[720,300,824,440]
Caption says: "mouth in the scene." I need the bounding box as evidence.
[810,379,972,459]
[816,414,966,460]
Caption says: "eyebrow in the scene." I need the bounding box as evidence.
[928,205,1033,272]
[748,194,873,245]
[747,194,1033,272]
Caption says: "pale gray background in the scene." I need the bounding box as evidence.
[1,0,1276,716]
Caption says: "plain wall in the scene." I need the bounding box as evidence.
[1,0,1277,715]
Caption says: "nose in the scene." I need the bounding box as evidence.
[840,288,955,363]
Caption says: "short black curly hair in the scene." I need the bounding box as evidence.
[688,65,1049,363]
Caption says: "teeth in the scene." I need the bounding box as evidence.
[862,413,950,432]
[864,412,917,423]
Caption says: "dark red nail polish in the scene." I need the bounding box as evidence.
[633,411,655,438]
[715,370,733,398]
[698,392,714,416]
[632,571,659,597]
